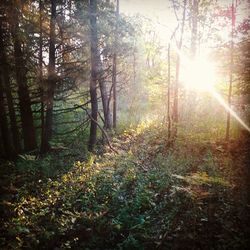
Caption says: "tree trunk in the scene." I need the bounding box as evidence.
[226,0,235,141]
[12,5,37,152]
[172,0,187,138]
[99,72,111,129]
[39,0,45,153]
[112,0,119,129]
[112,53,117,129]
[41,0,56,153]
[88,0,98,151]
[0,74,15,158]
[0,24,21,153]
[172,56,180,128]
[191,0,198,59]
[187,0,199,123]
[166,25,178,141]
[167,44,171,140]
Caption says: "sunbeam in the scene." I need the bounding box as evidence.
[172,45,250,133]
[211,91,250,133]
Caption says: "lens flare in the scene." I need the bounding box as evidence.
[212,91,250,133]
[171,44,250,133]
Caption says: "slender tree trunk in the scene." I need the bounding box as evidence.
[112,53,117,129]
[0,74,15,158]
[226,0,235,141]
[167,25,178,141]
[88,0,98,151]
[39,0,45,152]
[133,40,136,86]
[167,44,171,140]
[0,24,21,153]
[172,0,187,138]
[112,0,119,129]
[191,0,198,59]
[187,0,199,121]
[172,56,180,127]
[0,130,4,158]
[12,5,37,151]
[90,0,111,132]
[99,72,111,129]
[41,0,56,153]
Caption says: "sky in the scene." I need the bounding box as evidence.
[120,0,178,43]
[120,0,170,16]
[120,0,249,24]
[119,0,249,45]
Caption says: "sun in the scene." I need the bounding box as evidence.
[180,56,217,92]
[179,53,250,132]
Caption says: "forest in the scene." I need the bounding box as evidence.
[0,0,250,249]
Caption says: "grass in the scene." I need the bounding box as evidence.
[0,121,249,249]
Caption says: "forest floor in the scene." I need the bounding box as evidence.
[0,122,250,250]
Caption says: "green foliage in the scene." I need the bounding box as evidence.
[1,122,248,249]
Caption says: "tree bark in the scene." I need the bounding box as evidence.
[226,0,235,141]
[112,0,119,129]
[41,0,56,153]
[172,0,187,138]
[39,0,45,153]
[99,71,111,129]
[0,23,21,153]
[0,74,15,158]
[112,53,117,129]
[88,0,98,151]
[167,44,171,140]
[11,4,37,151]
[191,0,198,59]
[167,24,178,141]
[187,0,199,123]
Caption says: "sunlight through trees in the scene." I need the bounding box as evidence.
[0,0,249,249]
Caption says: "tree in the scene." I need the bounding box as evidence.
[112,0,119,129]
[88,0,99,151]
[0,19,21,154]
[41,0,57,153]
[11,0,37,151]
[190,0,198,59]
[0,73,15,158]
[39,0,45,153]
[98,57,111,130]
[172,0,187,138]
[226,0,236,141]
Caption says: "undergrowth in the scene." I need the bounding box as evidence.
[0,122,249,249]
